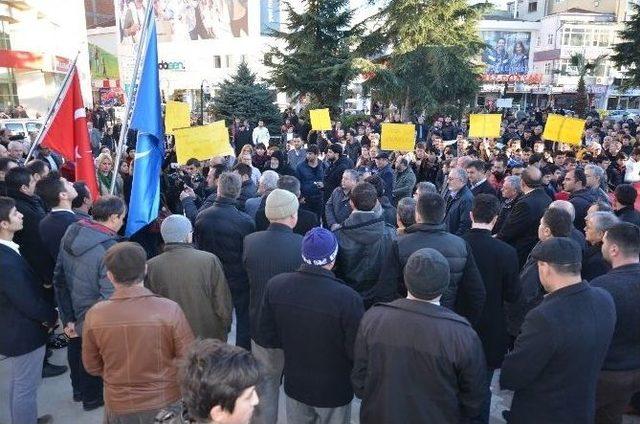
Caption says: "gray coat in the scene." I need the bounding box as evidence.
[325,187,353,227]
[392,167,416,204]
[53,220,119,333]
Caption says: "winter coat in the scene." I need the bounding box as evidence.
[145,243,232,341]
[445,185,474,236]
[334,211,397,295]
[392,167,416,204]
[323,155,354,202]
[352,299,486,424]
[194,197,255,292]
[296,160,325,204]
[325,187,352,227]
[374,164,394,199]
[53,220,120,334]
[581,242,610,282]
[237,179,257,212]
[615,205,640,227]
[569,188,598,233]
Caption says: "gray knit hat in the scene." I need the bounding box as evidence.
[403,248,450,300]
[160,214,193,243]
[265,188,299,221]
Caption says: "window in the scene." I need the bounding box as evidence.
[561,27,613,47]
[213,55,222,69]
[528,1,538,12]
[548,33,554,45]
[225,55,231,68]
[544,62,552,75]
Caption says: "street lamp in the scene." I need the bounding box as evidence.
[200,79,210,125]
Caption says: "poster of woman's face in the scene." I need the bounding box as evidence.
[481,31,531,75]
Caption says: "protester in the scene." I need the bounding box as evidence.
[352,248,486,423]
[245,170,279,220]
[392,156,416,204]
[372,152,394,198]
[296,144,325,218]
[467,160,498,196]
[564,168,598,232]
[612,183,640,226]
[500,237,616,424]
[591,223,640,423]
[323,144,354,206]
[243,189,303,424]
[82,242,195,423]
[493,175,522,234]
[0,196,58,424]
[71,181,93,220]
[444,167,474,235]
[365,174,396,227]
[396,196,417,235]
[258,228,364,424]
[234,163,258,212]
[146,214,232,340]
[0,157,18,195]
[582,211,619,281]
[194,172,255,350]
[95,152,123,197]
[549,199,587,252]
[325,168,357,230]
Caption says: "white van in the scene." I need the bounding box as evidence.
[0,118,43,137]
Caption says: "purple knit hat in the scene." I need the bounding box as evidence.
[302,227,338,266]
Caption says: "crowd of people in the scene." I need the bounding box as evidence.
[1,102,640,424]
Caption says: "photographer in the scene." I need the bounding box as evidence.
[180,164,227,223]
[163,158,207,214]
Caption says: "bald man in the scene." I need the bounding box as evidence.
[497,166,552,269]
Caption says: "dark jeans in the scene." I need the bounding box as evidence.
[596,368,640,424]
[68,336,103,403]
[231,287,251,351]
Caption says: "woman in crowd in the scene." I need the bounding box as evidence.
[95,152,123,197]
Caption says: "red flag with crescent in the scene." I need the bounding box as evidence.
[40,67,99,200]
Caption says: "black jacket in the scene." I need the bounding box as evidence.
[500,282,616,424]
[368,223,486,325]
[581,242,610,281]
[493,195,521,235]
[374,164,394,199]
[323,155,353,202]
[463,229,520,367]
[258,264,364,407]
[445,185,474,236]
[7,189,53,286]
[194,197,255,291]
[591,263,640,370]
[242,223,303,344]
[39,211,79,271]
[254,197,318,236]
[334,211,397,295]
[0,244,57,357]
[615,205,640,227]
[569,188,598,232]
[352,299,486,424]
[470,179,498,197]
[237,180,257,212]
[497,188,552,269]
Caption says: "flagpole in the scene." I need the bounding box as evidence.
[110,3,154,194]
[25,52,80,163]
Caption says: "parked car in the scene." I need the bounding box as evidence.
[606,109,640,121]
[0,118,43,137]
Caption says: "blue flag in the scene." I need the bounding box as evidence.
[126,17,164,236]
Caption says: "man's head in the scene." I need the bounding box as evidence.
[465,160,487,185]
[416,192,445,225]
[104,242,147,286]
[35,173,77,210]
[584,211,619,246]
[501,175,522,200]
[364,175,385,199]
[0,144,7,158]
[531,237,582,292]
[349,182,377,212]
[563,169,586,193]
[584,164,604,190]
[374,152,389,169]
[258,170,279,195]
[395,156,409,172]
[341,169,358,192]
[185,158,201,176]
[277,175,301,199]
[471,194,500,228]
[404,248,450,301]
[180,339,260,424]
[521,166,542,192]
[233,163,252,183]
[25,160,50,181]
[397,197,417,229]
[292,135,302,149]
[5,166,36,197]
[217,172,242,200]
[602,222,640,266]
[0,196,23,236]
[161,214,193,244]
[302,227,338,269]
[0,157,17,181]
[326,144,342,162]
[7,141,24,161]
[91,195,126,232]
[549,199,576,224]
[265,189,299,228]
[447,168,468,192]
[538,207,572,242]
[72,181,93,212]
[613,184,637,210]
[306,145,319,162]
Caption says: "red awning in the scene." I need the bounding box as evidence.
[0,49,44,70]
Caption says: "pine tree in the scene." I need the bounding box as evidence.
[266,0,357,110]
[612,3,640,88]
[357,0,487,120]
[211,61,281,132]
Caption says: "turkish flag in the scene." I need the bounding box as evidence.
[41,68,99,200]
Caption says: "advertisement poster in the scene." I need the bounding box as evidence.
[116,0,248,44]
[89,43,120,80]
[260,0,280,36]
[481,31,532,75]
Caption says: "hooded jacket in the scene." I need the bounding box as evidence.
[334,211,397,294]
[53,219,120,334]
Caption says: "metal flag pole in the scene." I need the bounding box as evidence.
[110,2,154,194]
[25,52,81,163]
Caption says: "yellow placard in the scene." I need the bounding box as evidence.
[164,101,191,134]
[380,123,415,151]
[174,123,233,164]
[468,114,502,139]
[543,114,585,146]
[309,108,332,131]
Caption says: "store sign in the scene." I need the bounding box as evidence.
[158,60,186,71]
[480,73,543,84]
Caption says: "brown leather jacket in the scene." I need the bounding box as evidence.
[82,285,194,414]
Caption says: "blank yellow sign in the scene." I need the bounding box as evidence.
[543,114,585,146]
[174,123,233,164]
[165,101,191,134]
[468,114,502,139]
[381,123,415,151]
[309,108,332,131]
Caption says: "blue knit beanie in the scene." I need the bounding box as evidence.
[302,227,339,266]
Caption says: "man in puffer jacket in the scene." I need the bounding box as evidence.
[334,182,397,296]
